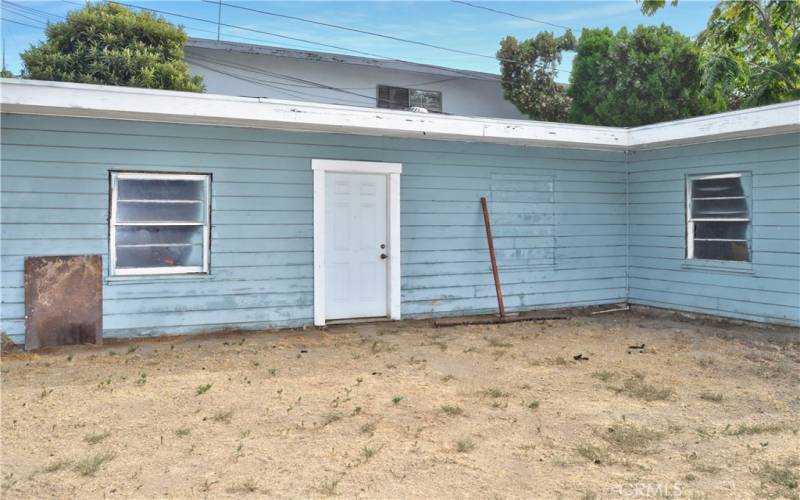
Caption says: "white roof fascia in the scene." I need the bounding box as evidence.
[1,79,798,151]
[0,78,626,150]
[628,100,800,150]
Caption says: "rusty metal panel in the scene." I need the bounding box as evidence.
[24,255,102,350]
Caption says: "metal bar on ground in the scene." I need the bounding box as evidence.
[434,314,567,327]
[480,196,505,319]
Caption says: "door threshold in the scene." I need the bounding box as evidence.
[326,317,393,325]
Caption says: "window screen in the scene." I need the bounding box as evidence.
[377,85,442,112]
[687,173,751,262]
[110,172,211,276]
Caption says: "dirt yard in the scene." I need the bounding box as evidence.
[1,309,798,499]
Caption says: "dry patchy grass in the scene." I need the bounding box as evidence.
[1,311,798,499]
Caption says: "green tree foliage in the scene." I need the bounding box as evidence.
[497,31,576,122]
[698,0,799,108]
[638,0,679,16]
[637,0,799,108]
[21,2,203,92]
[567,25,723,127]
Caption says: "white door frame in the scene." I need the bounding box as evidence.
[312,159,402,326]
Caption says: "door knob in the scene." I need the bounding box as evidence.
[380,253,387,260]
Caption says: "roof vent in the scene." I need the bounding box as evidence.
[407,106,429,113]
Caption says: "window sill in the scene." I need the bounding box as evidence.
[106,273,213,285]
[681,259,753,275]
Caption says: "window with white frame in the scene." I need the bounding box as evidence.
[110,172,211,276]
[377,85,442,113]
[686,173,751,262]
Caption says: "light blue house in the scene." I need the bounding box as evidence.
[1,79,798,344]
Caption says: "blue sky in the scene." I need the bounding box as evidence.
[1,1,717,80]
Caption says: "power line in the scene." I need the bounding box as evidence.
[208,0,526,66]
[188,51,462,93]
[187,55,375,102]
[187,58,376,106]
[1,6,51,26]
[208,1,572,77]
[1,17,44,29]
[450,1,573,31]
[109,1,514,82]
[3,0,65,21]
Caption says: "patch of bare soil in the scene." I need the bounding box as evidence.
[1,312,798,499]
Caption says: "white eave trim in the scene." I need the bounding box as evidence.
[628,100,800,150]
[1,79,798,151]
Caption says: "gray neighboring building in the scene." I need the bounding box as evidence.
[184,38,527,120]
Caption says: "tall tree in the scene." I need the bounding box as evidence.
[567,25,723,127]
[497,31,576,122]
[21,2,203,92]
[698,0,799,108]
[637,0,799,108]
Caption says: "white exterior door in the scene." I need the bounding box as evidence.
[325,172,388,320]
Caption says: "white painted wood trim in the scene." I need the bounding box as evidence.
[388,173,401,320]
[313,167,326,326]
[2,79,797,150]
[312,159,402,174]
[0,78,627,150]
[312,159,402,326]
[109,171,211,277]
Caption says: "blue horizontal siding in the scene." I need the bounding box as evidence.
[2,114,797,343]
[1,114,628,343]
[627,133,800,326]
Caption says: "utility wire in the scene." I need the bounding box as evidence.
[450,0,573,31]
[187,58,377,106]
[208,1,571,76]
[1,17,44,29]
[208,0,529,66]
[188,51,462,93]
[1,6,50,26]
[110,0,517,82]
[3,0,65,21]
[187,52,376,101]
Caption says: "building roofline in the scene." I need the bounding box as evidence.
[186,38,501,81]
[1,78,798,151]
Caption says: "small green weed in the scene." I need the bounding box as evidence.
[699,392,724,403]
[599,423,664,455]
[211,410,234,424]
[73,451,116,476]
[455,438,476,453]
[321,412,342,426]
[440,405,464,416]
[83,431,110,445]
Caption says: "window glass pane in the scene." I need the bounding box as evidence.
[691,177,744,198]
[694,221,748,240]
[691,198,749,218]
[118,179,205,201]
[377,85,409,109]
[116,201,205,223]
[116,242,204,269]
[410,89,442,112]
[116,226,203,246]
[694,241,750,261]
[116,226,203,269]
